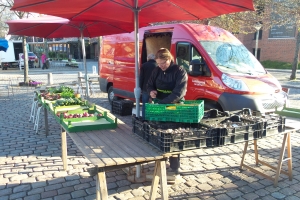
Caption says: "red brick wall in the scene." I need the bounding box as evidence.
[236,29,298,63]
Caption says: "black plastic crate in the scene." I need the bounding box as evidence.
[111,100,134,116]
[132,117,148,141]
[199,114,263,136]
[148,131,205,153]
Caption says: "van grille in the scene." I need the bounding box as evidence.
[262,100,285,110]
[262,91,287,111]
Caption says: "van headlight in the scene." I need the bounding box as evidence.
[222,73,249,91]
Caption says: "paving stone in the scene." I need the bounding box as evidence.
[0,188,12,196]
[54,194,72,200]
[131,188,145,196]
[116,179,131,187]
[31,181,47,189]
[71,189,87,198]
[226,189,243,199]
[196,183,212,191]
[238,185,255,194]
[9,191,27,199]
[74,182,91,190]
[285,197,300,200]
[85,187,96,195]
[279,187,297,195]
[242,193,260,200]
[24,194,41,200]
[13,184,31,193]
[214,194,231,200]
[271,192,286,199]
[41,190,58,199]
[185,179,199,187]
[128,197,146,200]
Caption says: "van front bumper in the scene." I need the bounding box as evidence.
[218,91,287,113]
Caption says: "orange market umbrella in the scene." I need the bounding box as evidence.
[7,15,141,97]
[12,0,255,117]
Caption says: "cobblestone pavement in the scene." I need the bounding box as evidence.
[0,86,300,200]
[1,65,300,200]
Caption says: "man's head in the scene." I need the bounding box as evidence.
[147,53,155,61]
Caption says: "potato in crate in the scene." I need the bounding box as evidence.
[145,100,204,123]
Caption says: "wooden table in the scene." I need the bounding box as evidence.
[240,126,296,187]
[37,97,298,194]
[59,108,173,200]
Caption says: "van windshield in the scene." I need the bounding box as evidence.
[200,41,266,75]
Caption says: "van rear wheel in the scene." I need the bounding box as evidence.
[108,86,120,104]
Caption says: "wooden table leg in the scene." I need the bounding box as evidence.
[96,171,108,200]
[240,141,248,169]
[159,159,168,200]
[61,127,67,171]
[287,133,293,181]
[44,106,49,136]
[254,140,259,165]
[274,132,289,186]
[150,159,168,200]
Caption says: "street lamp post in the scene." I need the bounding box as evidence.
[254,23,262,59]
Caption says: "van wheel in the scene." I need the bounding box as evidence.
[108,86,119,104]
[204,101,223,111]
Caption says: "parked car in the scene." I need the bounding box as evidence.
[19,52,39,69]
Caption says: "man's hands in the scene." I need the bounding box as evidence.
[150,90,157,98]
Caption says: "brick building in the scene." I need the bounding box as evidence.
[237,26,298,63]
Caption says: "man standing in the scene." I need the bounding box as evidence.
[139,53,157,120]
[41,52,47,69]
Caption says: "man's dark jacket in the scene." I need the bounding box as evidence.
[139,59,157,92]
[147,62,188,104]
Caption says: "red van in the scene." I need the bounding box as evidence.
[99,23,287,113]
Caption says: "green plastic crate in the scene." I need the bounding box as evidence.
[145,100,204,123]
[59,110,117,132]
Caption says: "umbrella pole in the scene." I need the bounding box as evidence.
[134,4,141,179]
[134,9,141,118]
[80,30,89,99]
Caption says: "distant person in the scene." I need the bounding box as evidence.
[41,52,47,69]
[139,53,157,120]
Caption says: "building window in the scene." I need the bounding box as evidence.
[252,48,261,61]
[253,30,263,40]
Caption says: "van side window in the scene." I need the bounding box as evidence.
[191,46,202,61]
[176,43,190,71]
[189,46,211,77]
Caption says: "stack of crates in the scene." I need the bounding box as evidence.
[132,107,284,153]
[111,100,134,116]
[234,109,286,137]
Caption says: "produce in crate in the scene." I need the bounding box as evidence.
[53,97,84,107]
[40,92,61,101]
[56,111,103,119]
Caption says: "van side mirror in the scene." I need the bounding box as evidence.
[189,59,211,77]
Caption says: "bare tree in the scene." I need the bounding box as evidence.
[198,0,300,79]
[271,0,300,80]
[0,0,31,83]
